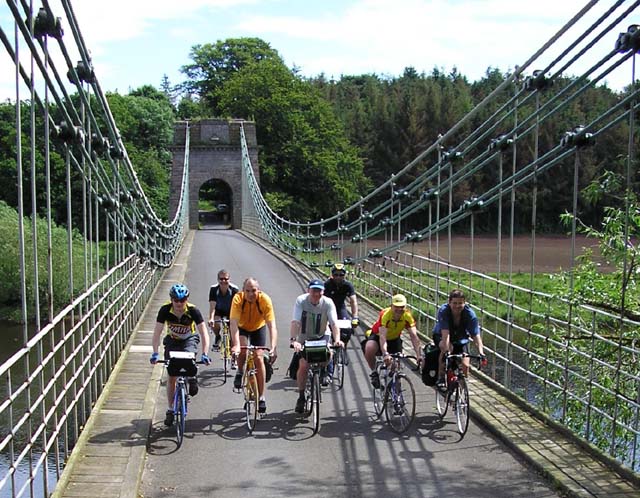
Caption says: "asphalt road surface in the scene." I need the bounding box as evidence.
[139,228,560,498]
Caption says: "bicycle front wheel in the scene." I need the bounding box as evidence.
[435,382,449,418]
[455,376,470,437]
[175,385,186,448]
[372,372,386,419]
[333,349,345,389]
[384,373,416,434]
[244,373,259,434]
[310,371,321,434]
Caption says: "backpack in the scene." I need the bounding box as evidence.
[241,292,264,316]
[421,345,440,386]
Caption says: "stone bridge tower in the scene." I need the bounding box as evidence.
[169,119,259,229]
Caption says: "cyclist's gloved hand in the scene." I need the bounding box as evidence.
[351,317,359,328]
[149,352,159,364]
[480,354,488,368]
[201,354,211,366]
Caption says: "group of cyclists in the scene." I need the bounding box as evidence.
[150,262,486,427]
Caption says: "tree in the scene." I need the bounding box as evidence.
[559,170,639,319]
[218,57,371,220]
[106,88,176,218]
[180,38,283,112]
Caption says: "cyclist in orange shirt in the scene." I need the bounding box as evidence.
[230,277,278,414]
[363,294,422,388]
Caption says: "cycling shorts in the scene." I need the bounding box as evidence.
[163,334,199,361]
[366,333,402,354]
[239,325,268,347]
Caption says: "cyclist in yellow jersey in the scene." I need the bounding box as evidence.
[230,277,278,414]
[363,294,422,388]
[150,284,211,426]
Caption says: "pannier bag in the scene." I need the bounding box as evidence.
[421,345,440,386]
[287,351,301,380]
[167,350,198,377]
[263,351,274,383]
[303,339,331,364]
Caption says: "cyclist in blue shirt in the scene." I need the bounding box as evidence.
[432,289,486,388]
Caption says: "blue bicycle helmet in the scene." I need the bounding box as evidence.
[169,283,189,300]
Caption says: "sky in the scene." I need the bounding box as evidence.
[0,1,637,100]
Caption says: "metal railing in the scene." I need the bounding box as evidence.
[239,1,640,474]
[0,2,190,496]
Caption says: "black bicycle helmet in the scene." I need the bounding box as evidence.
[169,283,190,300]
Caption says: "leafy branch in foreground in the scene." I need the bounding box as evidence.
[559,170,639,320]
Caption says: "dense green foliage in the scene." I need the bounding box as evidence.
[309,68,633,233]
[0,201,90,322]
[105,87,174,219]
[0,87,175,226]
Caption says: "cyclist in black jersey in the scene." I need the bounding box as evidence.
[323,263,360,343]
[208,269,239,350]
[322,263,359,385]
[150,284,211,426]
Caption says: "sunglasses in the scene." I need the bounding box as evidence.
[172,297,187,303]
[333,272,346,277]
[219,277,229,281]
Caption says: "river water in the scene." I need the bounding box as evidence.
[1,321,61,498]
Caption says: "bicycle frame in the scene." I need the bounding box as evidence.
[158,351,203,448]
[376,352,417,434]
[238,345,268,433]
[435,352,482,438]
[214,317,233,382]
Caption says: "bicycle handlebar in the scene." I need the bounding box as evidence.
[444,352,487,369]
[156,359,207,365]
[289,343,344,349]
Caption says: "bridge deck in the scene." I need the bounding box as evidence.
[51,230,639,498]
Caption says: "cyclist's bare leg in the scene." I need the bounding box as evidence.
[462,356,471,377]
[212,315,222,345]
[364,340,379,370]
[296,357,310,392]
[237,336,249,374]
[255,351,266,397]
[166,376,177,408]
[212,319,221,336]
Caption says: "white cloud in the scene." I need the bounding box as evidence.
[0,0,633,101]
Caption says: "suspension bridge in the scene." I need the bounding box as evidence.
[1,1,639,497]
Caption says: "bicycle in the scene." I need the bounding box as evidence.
[158,351,205,448]
[372,352,418,434]
[435,352,484,438]
[331,319,352,389]
[234,345,269,434]
[213,317,234,382]
[296,340,341,435]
